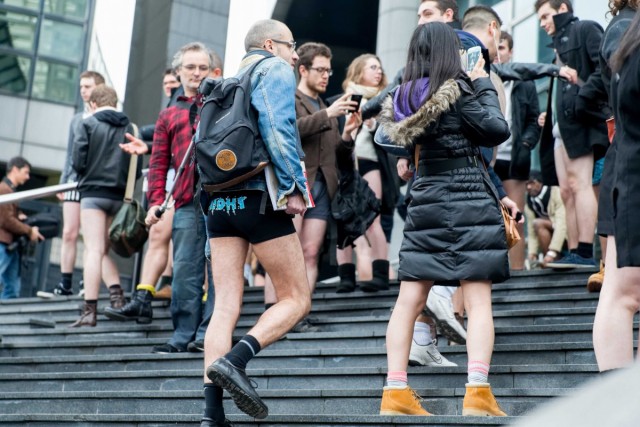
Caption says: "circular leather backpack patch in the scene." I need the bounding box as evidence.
[216,149,237,171]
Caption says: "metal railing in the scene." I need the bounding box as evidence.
[0,182,77,205]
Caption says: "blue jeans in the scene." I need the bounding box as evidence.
[169,203,214,349]
[0,243,21,299]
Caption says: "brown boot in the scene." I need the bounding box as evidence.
[587,261,604,293]
[109,286,125,309]
[69,302,97,328]
[462,383,507,416]
[379,386,432,416]
[154,285,172,300]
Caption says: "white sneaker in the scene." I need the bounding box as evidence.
[409,339,457,367]
[426,290,467,344]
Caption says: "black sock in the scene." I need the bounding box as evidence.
[203,383,225,422]
[109,284,121,291]
[264,303,275,311]
[224,334,261,371]
[85,299,97,307]
[61,273,72,290]
[569,248,577,254]
[158,275,172,288]
[577,242,593,259]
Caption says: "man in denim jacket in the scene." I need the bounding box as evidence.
[199,19,311,426]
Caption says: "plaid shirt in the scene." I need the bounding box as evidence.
[147,96,200,209]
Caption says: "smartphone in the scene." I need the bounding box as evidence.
[466,46,482,72]
[514,211,523,222]
[349,94,363,111]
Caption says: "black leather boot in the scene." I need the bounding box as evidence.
[104,290,153,324]
[336,263,356,293]
[359,259,390,292]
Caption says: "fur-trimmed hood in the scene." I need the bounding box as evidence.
[378,79,461,149]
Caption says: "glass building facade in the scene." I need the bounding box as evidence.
[0,0,93,106]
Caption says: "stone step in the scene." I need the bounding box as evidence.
[2,321,624,356]
[0,341,613,374]
[0,364,598,393]
[0,303,616,342]
[0,387,570,417]
[0,413,517,426]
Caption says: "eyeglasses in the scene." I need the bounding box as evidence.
[368,64,383,73]
[182,64,210,72]
[271,39,297,53]
[308,67,333,76]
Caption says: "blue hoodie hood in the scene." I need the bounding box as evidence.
[455,30,492,74]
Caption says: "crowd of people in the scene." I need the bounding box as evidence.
[1,0,639,425]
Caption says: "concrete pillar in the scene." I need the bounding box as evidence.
[376,0,419,78]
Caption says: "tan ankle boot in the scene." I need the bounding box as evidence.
[380,386,432,416]
[109,286,125,309]
[587,261,604,293]
[462,383,506,416]
[69,302,97,328]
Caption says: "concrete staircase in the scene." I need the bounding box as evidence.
[0,269,605,426]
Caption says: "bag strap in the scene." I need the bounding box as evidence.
[124,123,139,203]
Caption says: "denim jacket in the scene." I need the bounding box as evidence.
[216,50,309,208]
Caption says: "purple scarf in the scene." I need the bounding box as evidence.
[393,77,430,121]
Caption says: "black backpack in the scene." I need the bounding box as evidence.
[195,56,272,193]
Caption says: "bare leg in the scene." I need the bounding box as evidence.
[60,202,80,274]
[80,209,109,300]
[593,236,640,371]
[203,237,249,381]
[204,232,310,380]
[293,215,327,293]
[555,145,578,249]
[386,280,432,372]
[140,207,174,285]
[461,280,494,365]
[566,153,596,244]
[534,219,553,254]
[503,179,526,270]
[452,287,464,316]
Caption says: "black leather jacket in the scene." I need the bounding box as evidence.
[72,108,141,199]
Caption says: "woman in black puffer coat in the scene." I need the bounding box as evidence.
[376,23,511,417]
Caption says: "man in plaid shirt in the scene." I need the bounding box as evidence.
[105,42,222,354]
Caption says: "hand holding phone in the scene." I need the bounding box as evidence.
[349,94,363,111]
[466,46,482,73]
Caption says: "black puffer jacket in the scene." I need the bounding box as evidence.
[378,77,511,283]
[72,109,141,200]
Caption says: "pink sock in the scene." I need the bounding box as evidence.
[468,360,490,384]
[386,371,408,387]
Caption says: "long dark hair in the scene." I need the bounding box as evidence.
[401,22,464,112]
[611,8,640,73]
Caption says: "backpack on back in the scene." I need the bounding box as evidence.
[195,56,271,193]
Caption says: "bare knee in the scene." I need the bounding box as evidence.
[62,226,79,243]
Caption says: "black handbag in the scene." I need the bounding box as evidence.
[109,126,148,257]
[331,170,381,249]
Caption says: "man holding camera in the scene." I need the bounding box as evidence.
[0,157,44,299]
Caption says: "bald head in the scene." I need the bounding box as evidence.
[244,19,288,52]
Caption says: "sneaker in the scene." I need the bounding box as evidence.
[201,417,233,427]
[52,282,73,296]
[379,385,432,416]
[426,291,467,344]
[151,343,184,354]
[546,253,596,269]
[290,318,321,333]
[206,357,268,419]
[188,339,205,352]
[409,339,457,367]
